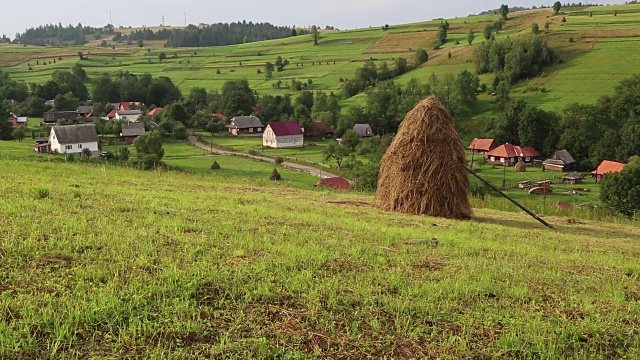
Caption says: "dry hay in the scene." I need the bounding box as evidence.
[515,161,527,172]
[529,187,553,195]
[211,161,221,170]
[269,168,282,181]
[376,96,471,219]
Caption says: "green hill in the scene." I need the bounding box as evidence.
[1,158,640,358]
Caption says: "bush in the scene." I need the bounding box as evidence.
[600,165,640,217]
[568,37,574,43]
[35,186,50,199]
[248,150,258,155]
[470,183,488,200]
[274,156,284,165]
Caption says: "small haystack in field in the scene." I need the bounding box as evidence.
[376,96,471,219]
[515,161,527,172]
[315,177,351,190]
[211,161,221,170]
[269,168,282,181]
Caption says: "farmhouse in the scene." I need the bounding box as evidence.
[117,102,143,111]
[9,114,28,128]
[543,150,576,171]
[120,122,146,144]
[115,110,144,122]
[43,111,77,124]
[486,143,541,165]
[49,124,99,155]
[468,138,496,154]
[592,160,625,180]
[306,121,334,138]
[147,107,163,116]
[562,171,584,184]
[226,116,264,136]
[76,106,93,117]
[263,121,304,148]
[353,123,373,138]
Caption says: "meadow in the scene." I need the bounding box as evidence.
[1,157,640,358]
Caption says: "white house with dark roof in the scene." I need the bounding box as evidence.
[115,110,144,122]
[49,124,99,155]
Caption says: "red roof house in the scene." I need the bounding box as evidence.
[486,143,541,165]
[263,121,304,148]
[107,109,118,119]
[251,106,265,113]
[306,121,334,138]
[592,160,626,180]
[147,107,164,116]
[315,177,352,190]
[118,102,143,111]
[468,138,496,154]
[212,113,228,122]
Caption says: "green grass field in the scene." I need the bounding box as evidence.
[1,158,640,358]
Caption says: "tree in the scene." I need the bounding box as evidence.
[323,142,351,169]
[264,62,275,79]
[71,63,87,81]
[395,57,408,76]
[341,129,361,150]
[0,101,13,140]
[11,126,26,142]
[467,29,475,45]
[435,25,447,48]
[54,92,80,111]
[219,79,256,116]
[311,25,318,46]
[553,1,562,15]
[495,80,511,111]
[158,52,167,61]
[600,165,640,217]
[134,130,164,168]
[291,27,297,36]
[52,70,88,100]
[531,23,540,35]
[137,39,144,47]
[275,56,289,72]
[81,147,92,160]
[77,51,84,60]
[544,21,551,32]
[415,49,428,65]
[500,4,510,21]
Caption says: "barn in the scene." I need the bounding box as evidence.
[263,121,304,148]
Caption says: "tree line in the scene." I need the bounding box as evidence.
[165,22,297,47]
[13,23,115,46]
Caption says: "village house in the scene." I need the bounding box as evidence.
[263,121,304,148]
[115,110,144,122]
[117,102,143,111]
[76,105,93,117]
[43,111,77,124]
[592,160,626,180]
[9,114,28,128]
[226,116,264,136]
[120,122,146,144]
[353,123,373,138]
[44,99,55,107]
[486,143,541,165]
[147,107,163,117]
[468,138,496,154]
[562,171,584,184]
[306,121,334,139]
[48,124,99,155]
[543,150,576,171]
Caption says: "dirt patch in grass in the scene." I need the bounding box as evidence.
[328,200,374,208]
[365,32,435,54]
[39,254,73,267]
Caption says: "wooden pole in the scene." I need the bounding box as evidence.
[467,168,554,229]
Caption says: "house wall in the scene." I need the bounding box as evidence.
[50,129,99,154]
[116,114,142,122]
[263,128,303,148]
[230,127,263,137]
[122,135,139,144]
[488,156,534,165]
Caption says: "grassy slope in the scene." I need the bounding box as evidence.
[1,159,640,358]
[3,4,640,115]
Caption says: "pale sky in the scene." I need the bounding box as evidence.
[1,0,622,38]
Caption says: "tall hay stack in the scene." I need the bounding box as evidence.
[376,96,472,219]
[515,161,527,172]
[211,161,221,170]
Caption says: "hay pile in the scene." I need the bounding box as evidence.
[211,161,221,170]
[376,96,471,219]
[269,168,282,181]
[515,161,527,172]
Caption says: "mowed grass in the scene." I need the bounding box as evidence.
[1,159,640,358]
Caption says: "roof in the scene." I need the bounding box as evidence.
[268,121,303,136]
[76,105,93,114]
[592,160,626,175]
[543,150,576,166]
[107,109,117,118]
[121,122,146,137]
[36,137,49,142]
[227,116,263,129]
[52,124,99,144]
[315,177,352,190]
[147,107,163,116]
[486,144,541,158]
[212,113,228,122]
[43,111,77,123]
[562,171,583,180]
[353,123,373,137]
[310,121,334,135]
[468,138,495,151]
[16,117,28,123]
[116,110,144,116]
[119,102,142,111]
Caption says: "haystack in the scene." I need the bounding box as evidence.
[211,161,221,170]
[269,168,282,181]
[514,161,527,172]
[376,96,471,219]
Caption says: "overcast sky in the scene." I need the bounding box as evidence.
[1,0,622,38]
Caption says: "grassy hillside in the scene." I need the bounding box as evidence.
[1,158,640,358]
[3,4,640,113]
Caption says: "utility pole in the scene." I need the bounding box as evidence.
[162,15,165,27]
[109,10,113,26]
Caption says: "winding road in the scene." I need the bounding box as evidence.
[187,136,342,180]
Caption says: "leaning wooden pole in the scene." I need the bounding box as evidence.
[466,168,554,229]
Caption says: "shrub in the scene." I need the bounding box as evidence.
[274,156,285,165]
[568,37,574,43]
[470,183,488,200]
[35,186,50,199]
[248,150,258,155]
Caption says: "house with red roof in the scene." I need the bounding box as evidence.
[305,121,334,138]
[486,143,541,165]
[591,160,625,180]
[263,121,304,148]
[147,107,164,117]
[468,138,496,154]
[118,102,143,111]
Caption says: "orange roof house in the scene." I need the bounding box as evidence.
[486,143,541,165]
[592,160,625,180]
[147,107,164,116]
[468,138,496,153]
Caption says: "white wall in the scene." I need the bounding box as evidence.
[115,113,142,122]
[263,127,303,148]
[49,129,99,154]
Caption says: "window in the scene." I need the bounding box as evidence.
[65,145,72,150]
[258,128,262,132]
[491,157,495,161]
[78,144,82,149]
[525,157,530,161]
[249,128,254,133]
[500,158,505,163]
